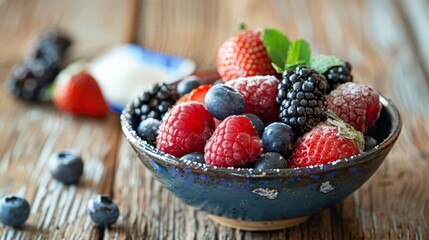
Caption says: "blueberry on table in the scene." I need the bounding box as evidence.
[204,84,245,120]
[49,150,84,184]
[262,122,296,159]
[0,195,31,227]
[180,152,205,164]
[243,113,264,137]
[254,152,288,170]
[137,118,161,146]
[177,75,201,96]
[87,195,119,227]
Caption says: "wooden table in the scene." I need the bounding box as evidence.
[1,0,428,239]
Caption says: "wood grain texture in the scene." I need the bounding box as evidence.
[0,0,429,239]
[0,67,122,239]
[0,0,132,238]
[0,0,135,68]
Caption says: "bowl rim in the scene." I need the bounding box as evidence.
[120,94,402,178]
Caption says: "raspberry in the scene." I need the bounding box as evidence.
[289,119,364,168]
[225,75,279,123]
[205,115,262,167]
[276,66,328,133]
[325,82,381,132]
[157,102,215,157]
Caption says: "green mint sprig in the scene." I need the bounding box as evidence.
[309,55,344,74]
[261,28,290,73]
[261,29,311,73]
[285,39,311,70]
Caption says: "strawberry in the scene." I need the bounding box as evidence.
[176,85,212,106]
[53,70,108,117]
[225,75,279,123]
[157,102,215,158]
[325,82,381,132]
[288,118,364,168]
[217,29,277,82]
[205,115,262,167]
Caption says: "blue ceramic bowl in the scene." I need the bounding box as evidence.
[121,95,401,230]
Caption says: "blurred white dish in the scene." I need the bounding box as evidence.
[88,44,196,113]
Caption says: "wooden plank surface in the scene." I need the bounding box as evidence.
[1,0,429,239]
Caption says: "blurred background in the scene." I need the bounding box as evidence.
[2,0,429,128]
[1,0,429,238]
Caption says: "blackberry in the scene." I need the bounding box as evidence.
[133,83,179,122]
[276,66,328,134]
[323,62,353,92]
[6,62,60,101]
[6,28,72,101]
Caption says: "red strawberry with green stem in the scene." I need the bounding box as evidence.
[217,28,278,82]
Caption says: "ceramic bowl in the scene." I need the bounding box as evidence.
[120,93,401,231]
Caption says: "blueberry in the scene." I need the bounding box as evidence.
[243,113,264,137]
[364,136,378,151]
[213,79,224,85]
[204,84,245,120]
[0,195,31,227]
[87,195,119,227]
[262,122,296,159]
[254,152,288,170]
[137,118,161,146]
[180,152,205,164]
[49,150,84,184]
[177,75,201,96]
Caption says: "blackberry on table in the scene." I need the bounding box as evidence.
[6,28,72,101]
[6,62,59,101]
[323,62,353,92]
[133,83,179,123]
[276,66,328,134]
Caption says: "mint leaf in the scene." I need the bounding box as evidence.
[261,28,290,73]
[285,39,311,69]
[309,55,344,74]
[271,63,284,73]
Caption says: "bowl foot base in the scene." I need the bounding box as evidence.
[208,215,310,231]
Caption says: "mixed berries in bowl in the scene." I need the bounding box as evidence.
[120,27,401,230]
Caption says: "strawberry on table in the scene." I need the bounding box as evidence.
[325,82,381,132]
[157,102,215,158]
[205,115,262,167]
[289,118,364,168]
[217,29,277,82]
[53,65,108,117]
